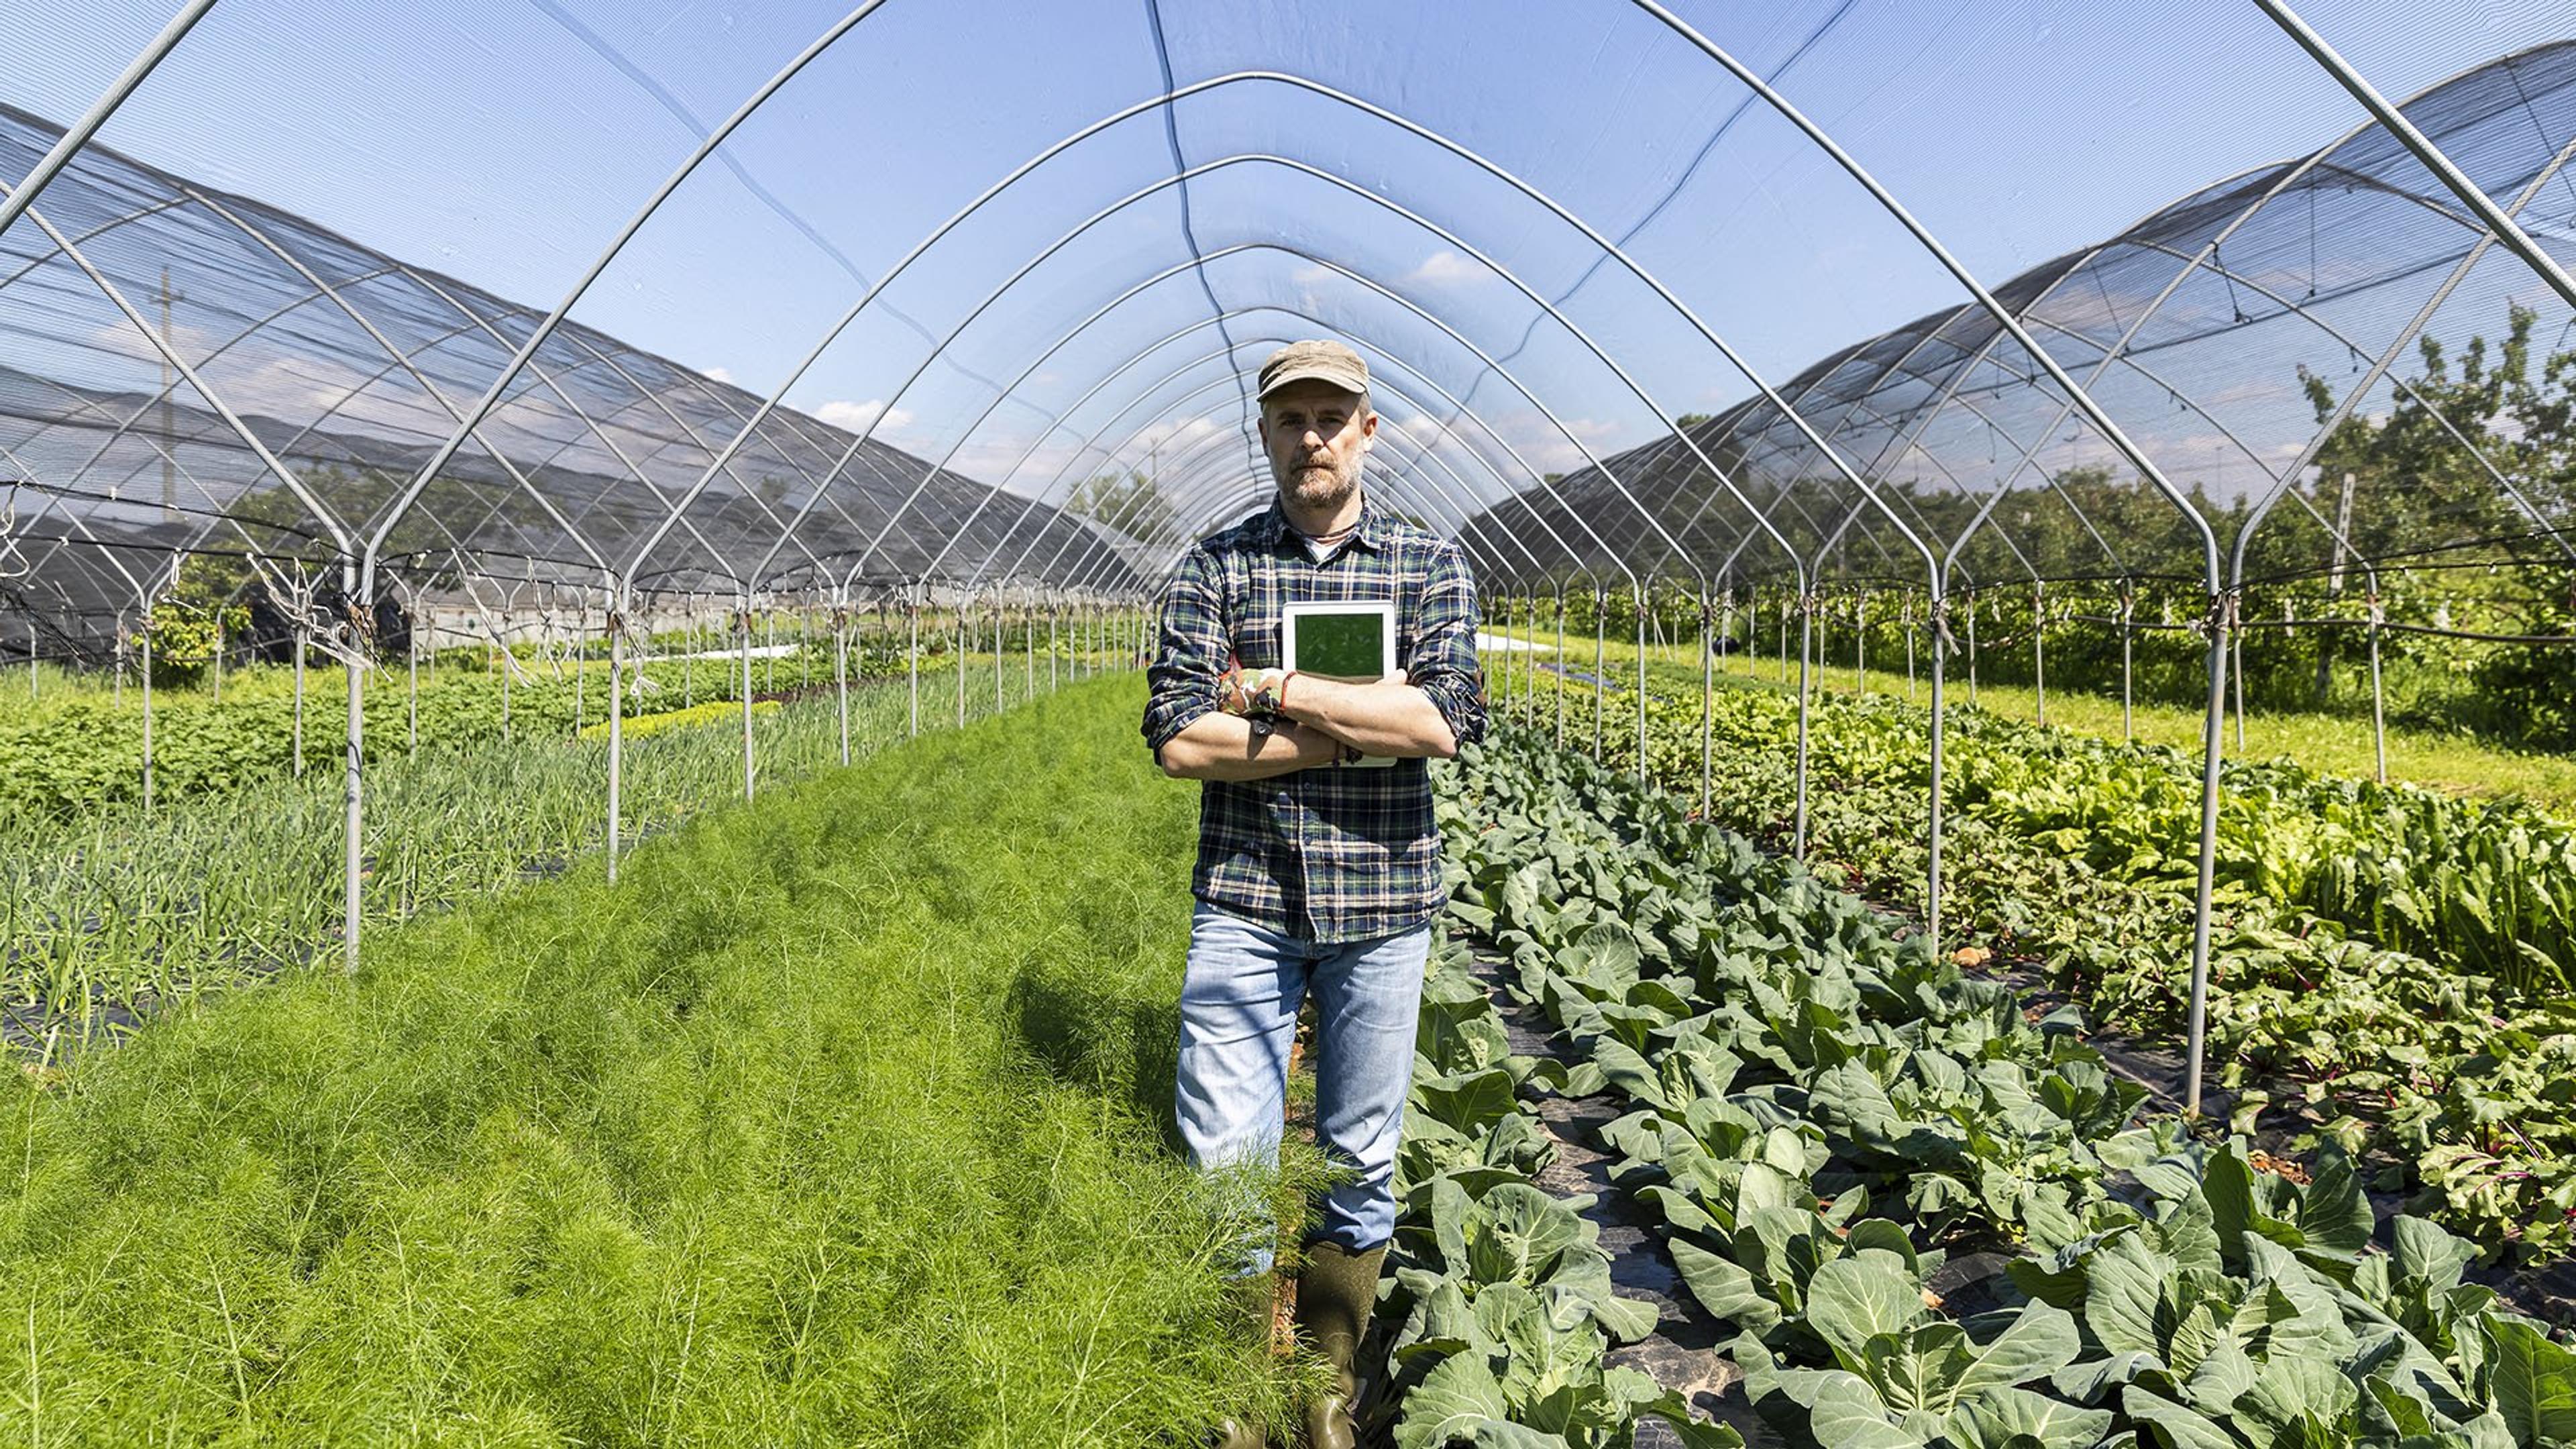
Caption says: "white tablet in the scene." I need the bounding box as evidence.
[1282,600,1398,768]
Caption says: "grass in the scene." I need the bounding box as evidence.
[1483,622,2576,816]
[0,675,1289,1445]
[2,635,1159,1023]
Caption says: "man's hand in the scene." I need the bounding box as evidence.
[1214,665,1290,718]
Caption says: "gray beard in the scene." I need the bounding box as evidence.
[1283,460,1359,511]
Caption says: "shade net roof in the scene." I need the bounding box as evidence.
[5,0,2574,649]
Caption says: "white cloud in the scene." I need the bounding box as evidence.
[815,398,914,435]
[1134,416,1230,453]
[1403,250,1487,287]
[702,366,735,385]
[1485,409,1624,476]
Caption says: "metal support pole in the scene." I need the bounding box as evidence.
[1633,583,1648,772]
[1904,598,1916,699]
[1591,586,1607,763]
[955,602,967,728]
[836,606,851,766]
[2232,604,2247,751]
[994,594,1004,712]
[293,627,308,779]
[1698,590,1713,819]
[1509,594,1523,710]
[2033,584,2047,728]
[2182,595,2233,1116]
[1815,596,1828,698]
[140,621,154,815]
[739,606,755,802]
[1024,600,1035,702]
[407,618,419,759]
[607,614,623,885]
[1050,604,1060,692]
[1928,598,1947,950]
[1855,590,1867,694]
[1965,594,1978,707]
[2367,593,2387,783]
[343,596,363,973]
[908,602,920,737]
[2121,585,2136,742]
[1553,584,1566,749]
[1794,594,1813,860]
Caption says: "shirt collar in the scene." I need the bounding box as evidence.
[1258,493,1387,556]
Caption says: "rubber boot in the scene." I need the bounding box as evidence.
[1294,1240,1385,1449]
[1205,1418,1263,1449]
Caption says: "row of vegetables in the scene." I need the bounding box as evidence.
[1527,676,2576,1259]
[0,614,1115,824]
[1377,723,2575,1446]
[0,675,949,1035]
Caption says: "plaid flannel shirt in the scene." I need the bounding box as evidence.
[1142,496,1487,943]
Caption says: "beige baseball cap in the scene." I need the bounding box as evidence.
[1256,339,1369,400]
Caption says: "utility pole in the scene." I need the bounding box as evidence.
[2326,470,2357,594]
[158,267,186,524]
[2320,470,2357,700]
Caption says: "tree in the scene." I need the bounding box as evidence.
[1065,469,1173,543]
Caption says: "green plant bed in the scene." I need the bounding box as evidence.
[1493,672,2576,1258]
[0,641,1023,826]
[0,676,1290,1444]
[1434,725,2576,1446]
[1483,623,2576,815]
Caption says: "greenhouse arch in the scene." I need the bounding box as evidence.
[7,3,2576,1442]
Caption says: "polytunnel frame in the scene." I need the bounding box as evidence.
[11,0,2086,1033]
[2214,127,2576,771]
[3,172,759,590]
[949,233,1692,754]
[0,182,766,636]
[1022,318,1599,606]
[25,1,2571,1114]
[622,73,1766,623]
[637,113,1727,769]
[924,326,1585,601]
[639,67,1867,833]
[801,209,1682,609]
[832,233,1664,741]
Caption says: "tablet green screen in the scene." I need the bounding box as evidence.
[1295,610,1387,680]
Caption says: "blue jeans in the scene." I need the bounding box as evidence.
[1174,900,1432,1271]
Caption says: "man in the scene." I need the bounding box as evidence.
[1141,340,1485,1449]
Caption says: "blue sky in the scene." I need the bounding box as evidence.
[9,0,2574,517]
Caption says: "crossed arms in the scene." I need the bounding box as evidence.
[1140,543,1486,783]
[1154,672,1458,781]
